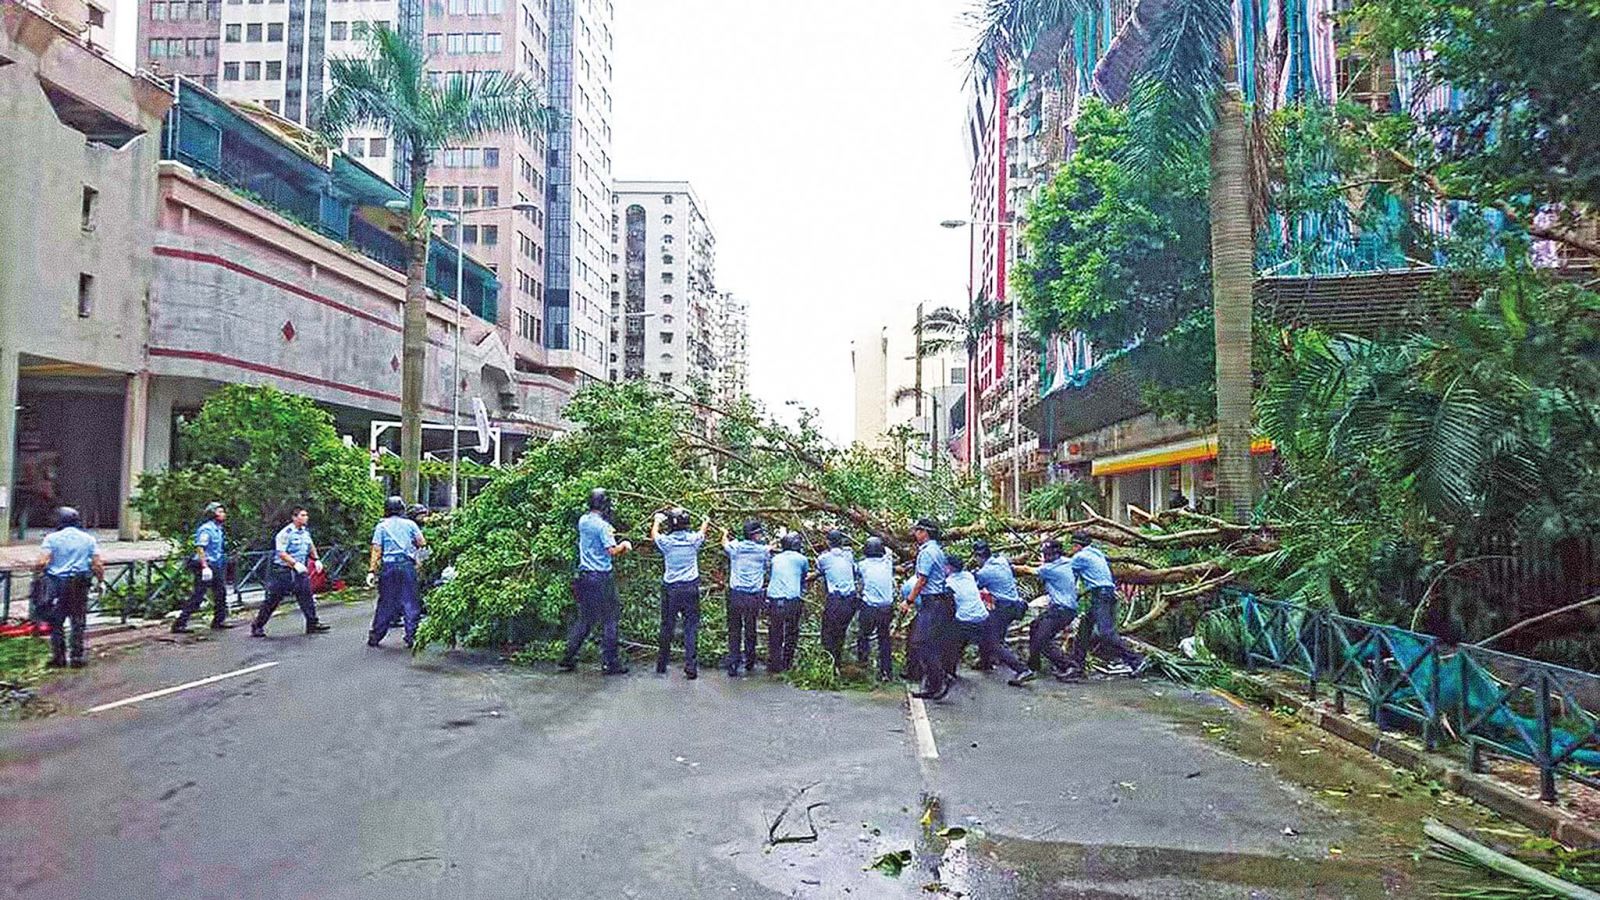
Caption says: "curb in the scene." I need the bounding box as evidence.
[1243,673,1600,849]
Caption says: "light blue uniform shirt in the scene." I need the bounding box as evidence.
[655,530,705,584]
[949,571,989,623]
[914,539,949,595]
[725,540,771,592]
[372,516,423,564]
[41,527,97,576]
[1070,545,1117,591]
[577,511,617,573]
[816,548,858,595]
[194,520,225,566]
[973,555,1021,605]
[274,523,314,568]
[857,557,896,608]
[767,550,810,600]
[1036,558,1078,609]
[901,576,918,602]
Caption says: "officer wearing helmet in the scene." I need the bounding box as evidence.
[815,528,860,669]
[366,495,427,648]
[765,531,814,674]
[173,501,232,634]
[559,488,633,674]
[721,519,771,676]
[651,506,709,679]
[35,506,104,668]
[854,535,896,680]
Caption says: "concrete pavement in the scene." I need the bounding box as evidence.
[0,600,1524,898]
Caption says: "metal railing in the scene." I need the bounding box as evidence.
[1239,594,1600,802]
[1,545,355,624]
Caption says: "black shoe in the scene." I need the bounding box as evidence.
[403,637,414,649]
[930,681,953,700]
[1008,670,1037,687]
[250,627,266,638]
[1128,657,1152,678]
[306,622,331,634]
[46,658,67,669]
[210,621,235,630]
[602,665,630,676]
[557,660,576,672]
[367,636,382,648]
[973,663,995,672]
[1055,667,1084,682]
[684,667,698,680]
[655,663,668,675]
[171,624,194,634]
[726,668,739,677]
[68,659,87,669]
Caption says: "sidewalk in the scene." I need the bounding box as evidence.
[0,538,174,571]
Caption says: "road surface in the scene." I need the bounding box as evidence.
[1,599,1513,898]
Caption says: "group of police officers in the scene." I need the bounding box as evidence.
[562,488,1150,699]
[32,485,1148,694]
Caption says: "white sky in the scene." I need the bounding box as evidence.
[613,0,975,443]
[112,0,979,445]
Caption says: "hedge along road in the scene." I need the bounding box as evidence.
[1,598,1526,899]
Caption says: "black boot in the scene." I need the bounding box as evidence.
[306,621,331,634]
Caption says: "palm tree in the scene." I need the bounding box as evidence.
[973,0,1256,521]
[907,298,999,478]
[320,26,552,503]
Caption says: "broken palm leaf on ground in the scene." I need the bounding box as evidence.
[1427,820,1600,899]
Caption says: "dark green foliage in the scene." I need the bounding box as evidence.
[132,385,383,552]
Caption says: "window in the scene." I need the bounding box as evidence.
[661,293,673,304]
[662,194,673,204]
[191,1,205,17]
[267,22,282,40]
[148,38,164,57]
[448,0,463,11]
[659,332,673,345]
[202,74,218,90]
[661,272,674,284]
[80,186,98,231]
[481,225,498,246]
[150,2,166,19]
[224,23,240,40]
[462,224,478,244]
[168,0,186,18]
[467,0,482,12]
[482,186,499,207]
[204,37,218,55]
[246,22,262,40]
[168,37,184,55]
[368,137,386,157]
[426,32,441,53]
[661,254,673,265]
[662,214,673,224]
[207,1,220,17]
[441,186,458,206]
[661,372,673,384]
[462,186,479,207]
[446,32,463,53]
[223,61,240,80]
[186,37,202,56]
[329,20,347,39]
[486,32,501,52]
[441,224,458,243]
[483,147,499,168]
[487,0,501,11]
[76,274,94,317]
[265,60,281,79]
[264,99,280,113]
[352,20,369,38]
[244,60,261,80]
[345,136,364,156]
[425,186,441,206]
[662,234,673,244]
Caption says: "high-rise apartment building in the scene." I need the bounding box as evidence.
[137,0,222,88]
[610,180,719,389]
[717,291,748,403]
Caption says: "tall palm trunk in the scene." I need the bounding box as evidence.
[1209,84,1255,521]
[399,150,430,504]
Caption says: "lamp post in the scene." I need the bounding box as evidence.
[941,217,1022,514]
[385,200,537,509]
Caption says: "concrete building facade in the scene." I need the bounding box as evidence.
[610,181,720,391]
[716,291,748,404]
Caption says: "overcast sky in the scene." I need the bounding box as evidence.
[613,0,975,443]
[113,0,977,444]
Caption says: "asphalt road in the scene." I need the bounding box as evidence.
[1,599,1481,899]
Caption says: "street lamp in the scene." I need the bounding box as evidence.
[384,199,537,509]
[941,217,1022,515]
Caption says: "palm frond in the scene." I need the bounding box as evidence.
[1121,0,1231,172]
[967,0,1086,79]
[427,66,554,144]
[892,386,925,406]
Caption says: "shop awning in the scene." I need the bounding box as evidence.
[1091,434,1275,477]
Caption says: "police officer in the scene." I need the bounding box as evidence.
[947,555,1034,687]
[1027,538,1079,679]
[36,506,104,668]
[721,520,771,676]
[652,507,708,679]
[765,532,812,674]
[173,501,232,633]
[902,517,953,700]
[854,536,896,680]
[815,529,859,668]
[1066,531,1148,677]
[366,496,426,648]
[971,540,1024,671]
[251,506,331,637]
[559,488,632,674]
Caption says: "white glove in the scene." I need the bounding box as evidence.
[365,572,377,589]
[294,562,308,576]
[200,566,213,583]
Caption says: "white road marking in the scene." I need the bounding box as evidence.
[84,661,280,714]
[907,689,939,760]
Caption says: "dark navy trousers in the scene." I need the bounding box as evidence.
[1028,604,1078,674]
[175,565,228,629]
[726,588,762,672]
[954,618,1028,676]
[563,570,620,670]
[820,591,858,666]
[657,579,701,672]
[855,603,894,678]
[1068,586,1143,669]
[910,593,955,695]
[42,573,90,664]
[980,599,1028,668]
[254,568,319,632]
[370,560,421,645]
[766,596,803,673]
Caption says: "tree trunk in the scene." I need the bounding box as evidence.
[399,152,430,504]
[1209,85,1255,522]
